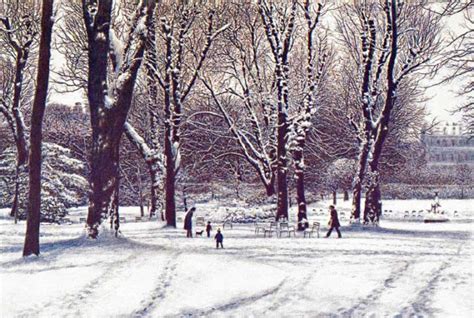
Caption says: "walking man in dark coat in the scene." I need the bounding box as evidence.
[326,205,342,238]
[184,207,195,238]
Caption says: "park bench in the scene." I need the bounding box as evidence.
[119,216,126,223]
[177,216,184,223]
[279,222,296,237]
[304,222,320,238]
[79,217,86,223]
[135,216,142,222]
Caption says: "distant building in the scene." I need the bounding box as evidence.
[422,122,474,166]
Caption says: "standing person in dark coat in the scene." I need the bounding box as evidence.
[184,207,195,238]
[206,221,212,238]
[326,205,342,238]
[215,228,224,249]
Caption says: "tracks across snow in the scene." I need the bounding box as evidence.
[132,252,180,317]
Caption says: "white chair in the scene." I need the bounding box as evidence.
[304,222,320,238]
[264,222,278,238]
[279,222,296,237]
[255,222,266,234]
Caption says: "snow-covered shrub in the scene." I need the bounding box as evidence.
[0,143,88,221]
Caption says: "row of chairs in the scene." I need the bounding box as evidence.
[255,221,320,238]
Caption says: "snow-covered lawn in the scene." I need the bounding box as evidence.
[1,200,473,317]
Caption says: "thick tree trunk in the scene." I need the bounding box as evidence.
[351,142,369,221]
[164,131,177,227]
[364,181,381,223]
[293,146,307,230]
[266,182,276,196]
[87,137,120,238]
[83,0,153,237]
[332,191,337,205]
[145,15,162,219]
[276,113,289,221]
[23,0,54,257]
[344,190,349,201]
[295,170,307,230]
[363,1,398,225]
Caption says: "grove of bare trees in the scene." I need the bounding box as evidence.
[0,0,472,254]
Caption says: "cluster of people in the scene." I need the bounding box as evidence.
[183,204,342,248]
[183,207,224,248]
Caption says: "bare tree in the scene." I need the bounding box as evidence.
[434,5,473,136]
[0,1,39,220]
[290,0,328,229]
[129,2,228,227]
[201,1,278,197]
[23,0,54,257]
[338,1,442,223]
[257,0,298,221]
[82,0,155,238]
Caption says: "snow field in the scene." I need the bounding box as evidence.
[1,200,473,317]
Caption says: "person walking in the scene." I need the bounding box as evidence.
[184,207,195,238]
[206,221,212,238]
[326,205,342,238]
[215,228,224,249]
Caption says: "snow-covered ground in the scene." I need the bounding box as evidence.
[1,199,473,317]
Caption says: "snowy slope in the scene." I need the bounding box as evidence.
[1,201,472,317]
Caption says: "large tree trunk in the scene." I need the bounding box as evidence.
[364,181,381,223]
[83,0,113,238]
[275,111,289,221]
[293,146,307,230]
[87,135,120,237]
[164,131,177,227]
[265,179,276,196]
[147,147,162,219]
[351,142,369,221]
[23,0,54,257]
[145,15,162,219]
[83,0,154,237]
[363,0,398,225]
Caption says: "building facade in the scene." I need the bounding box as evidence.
[422,122,474,166]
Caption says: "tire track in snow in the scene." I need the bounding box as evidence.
[337,260,412,317]
[179,278,287,317]
[16,252,140,317]
[399,243,464,317]
[131,253,180,317]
